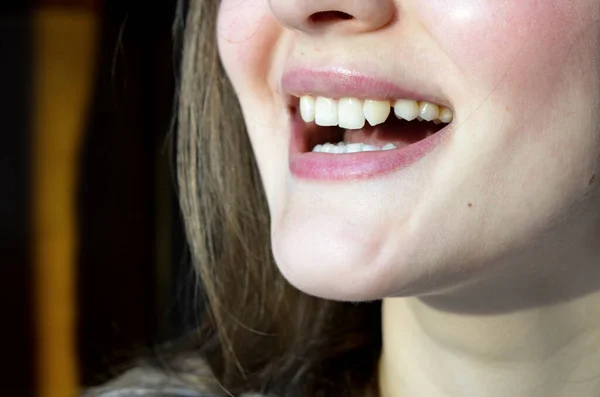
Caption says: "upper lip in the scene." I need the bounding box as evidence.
[281,66,452,108]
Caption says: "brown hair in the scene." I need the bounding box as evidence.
[174,0,382,395]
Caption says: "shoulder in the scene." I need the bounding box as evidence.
[82,364,269,397]
[81,366,209,397]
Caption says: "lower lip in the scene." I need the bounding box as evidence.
[288,114,453,181]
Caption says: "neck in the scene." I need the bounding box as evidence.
[379,238,600,397]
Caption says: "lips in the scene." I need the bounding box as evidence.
[282,68,451,106]
[283,68,455,180]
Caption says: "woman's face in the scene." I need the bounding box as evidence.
[217,0,600,301]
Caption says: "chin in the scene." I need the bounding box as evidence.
[271,206,431,301]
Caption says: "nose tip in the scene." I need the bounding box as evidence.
[269,0,396,35]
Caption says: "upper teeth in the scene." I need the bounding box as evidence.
[299,95,453,129]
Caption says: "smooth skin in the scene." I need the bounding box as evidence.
[217,1,600,396]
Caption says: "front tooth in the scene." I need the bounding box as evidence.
[331,144,345,154]
[439,107,454,123]
[346,143,363,153]
[300,95,316,122]
[312,144,323,153]
[382,143,397,150]
[394,99,419,121]
[362,144,379,152]
[363,100,390,126]
[315,97,338,126]
[419,101,440,121]
[338,98,366,129]
[321,142,335,153]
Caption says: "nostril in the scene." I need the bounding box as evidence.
[309,11,354,24]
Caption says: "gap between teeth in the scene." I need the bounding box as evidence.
[299,95,453,129]
[313,142,398,154]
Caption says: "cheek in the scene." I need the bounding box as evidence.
[218,0,290,209]
[421,0,600,104]
[218,0,281,96]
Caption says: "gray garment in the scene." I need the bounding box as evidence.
[83,366,266,397]
[82,367,206,397]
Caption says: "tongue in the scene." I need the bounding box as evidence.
[343,118,441,149]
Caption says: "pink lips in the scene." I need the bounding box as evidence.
[283,68,453,180]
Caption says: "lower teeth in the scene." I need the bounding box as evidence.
[312,142,397,154]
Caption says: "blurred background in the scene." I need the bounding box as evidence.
[2,0,195,396]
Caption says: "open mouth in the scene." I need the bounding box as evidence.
[295,96,453,154]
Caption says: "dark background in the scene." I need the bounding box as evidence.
[2,0,195,394]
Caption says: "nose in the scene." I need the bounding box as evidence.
[268,0,396,35]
